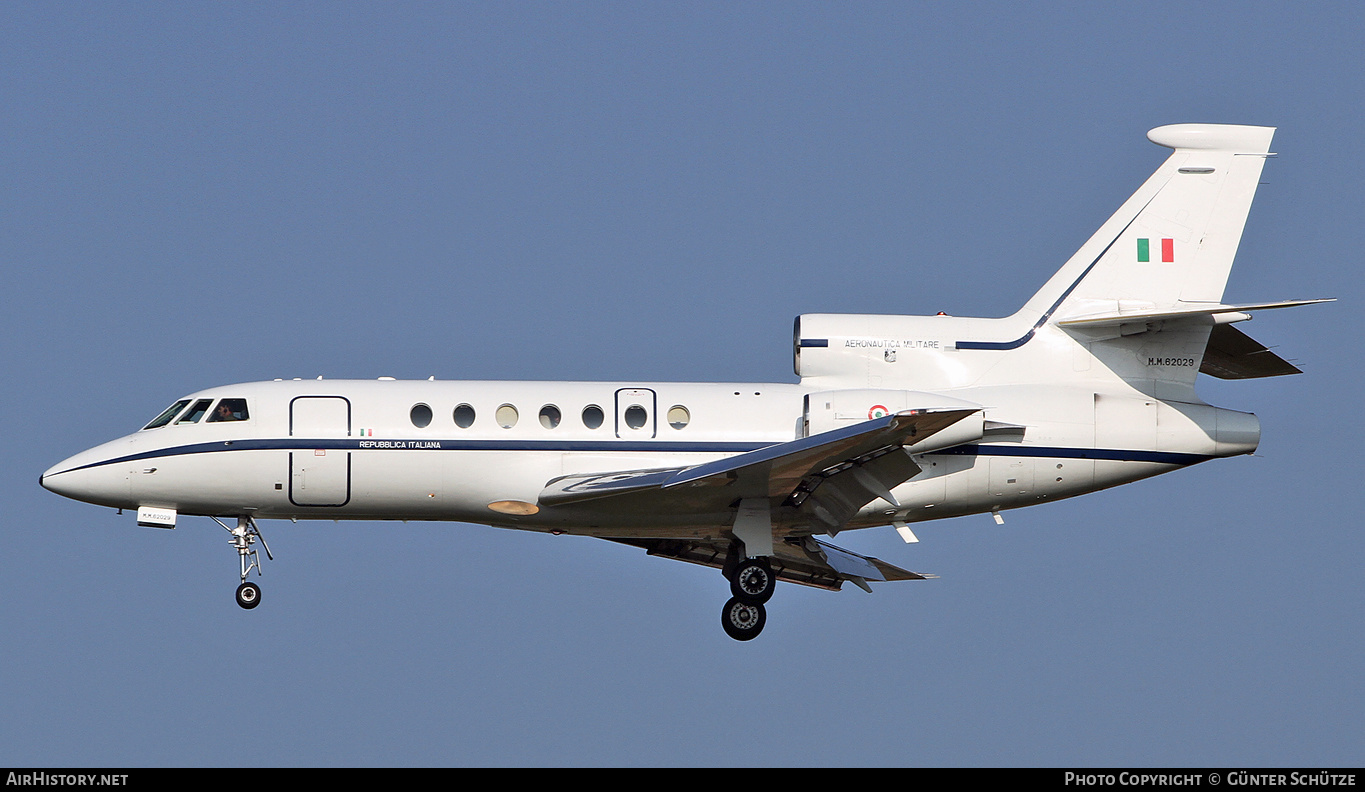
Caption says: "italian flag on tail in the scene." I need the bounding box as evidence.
[1137,238,1174,263]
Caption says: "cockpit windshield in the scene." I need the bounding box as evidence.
[142,397,250,429]
[206,398,250,423]
[176,399,214,424]
[143,399,191,430]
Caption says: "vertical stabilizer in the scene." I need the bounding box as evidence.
[796,125,1280,394]
[1028,124,1274,322]
[986,124,1278,396]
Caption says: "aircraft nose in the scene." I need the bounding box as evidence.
[40,449,133,508]
[41,458,90,500]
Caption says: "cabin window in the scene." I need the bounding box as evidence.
[143,399,191,430]
[539,405,561,429]
[667,405,691,430]
[453,404,476,428]
[624,404,648,430]
[582,404,604,429]
[496,404,519,428]
[206,398,250,423]
[176,399,214,424]
[410,403,433,428]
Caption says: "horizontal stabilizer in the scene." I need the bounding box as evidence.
[607,535,933,593]
[1057,298,1333,330]
[1200,324,1302,379]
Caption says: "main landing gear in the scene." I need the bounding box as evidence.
[212,515,272,610]
[721,556,777,641]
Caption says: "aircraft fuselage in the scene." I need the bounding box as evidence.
[41,377,1256,538]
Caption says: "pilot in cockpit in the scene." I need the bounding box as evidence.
[209,399,249,423]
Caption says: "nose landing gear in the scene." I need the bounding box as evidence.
[236,581,261,609]
[212,515,272,610]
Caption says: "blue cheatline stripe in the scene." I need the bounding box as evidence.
[927,444,1213,466]
[52,437,1212,476]
[955,189,1163,351]
[798,339,829,348]
[51,438,774,475]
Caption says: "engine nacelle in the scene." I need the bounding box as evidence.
[794,313,995,391]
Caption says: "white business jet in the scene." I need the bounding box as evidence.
[41,124,1329,640]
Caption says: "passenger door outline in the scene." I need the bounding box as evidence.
[289,396,351,507]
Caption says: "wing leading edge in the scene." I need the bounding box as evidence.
[539,407,980,512]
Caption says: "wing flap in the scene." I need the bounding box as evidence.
[608,535,933,592]
[790,444,921,533]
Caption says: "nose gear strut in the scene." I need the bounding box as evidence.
[211,515,272,609]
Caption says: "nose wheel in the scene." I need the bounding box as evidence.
[213,515,272,610]
[236,581,261,609]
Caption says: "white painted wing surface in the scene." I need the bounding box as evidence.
[538,408,980,510]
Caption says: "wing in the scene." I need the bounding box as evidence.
[608,534,935,593]
[539,406,980,535]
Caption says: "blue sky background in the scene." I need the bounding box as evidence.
[3,2,1360,767]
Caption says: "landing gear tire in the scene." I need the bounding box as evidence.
[721,596,766,641]
[730,558,775,604]
[236,581,261,610]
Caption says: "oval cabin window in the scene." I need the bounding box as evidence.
[667,405,690,430]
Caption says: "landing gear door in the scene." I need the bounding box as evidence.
[289,396,351,507]
[615,388,657,439]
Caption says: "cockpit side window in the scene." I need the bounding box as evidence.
[206,398,250,423]
[143,400,191,430]
[176,399,214,424]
